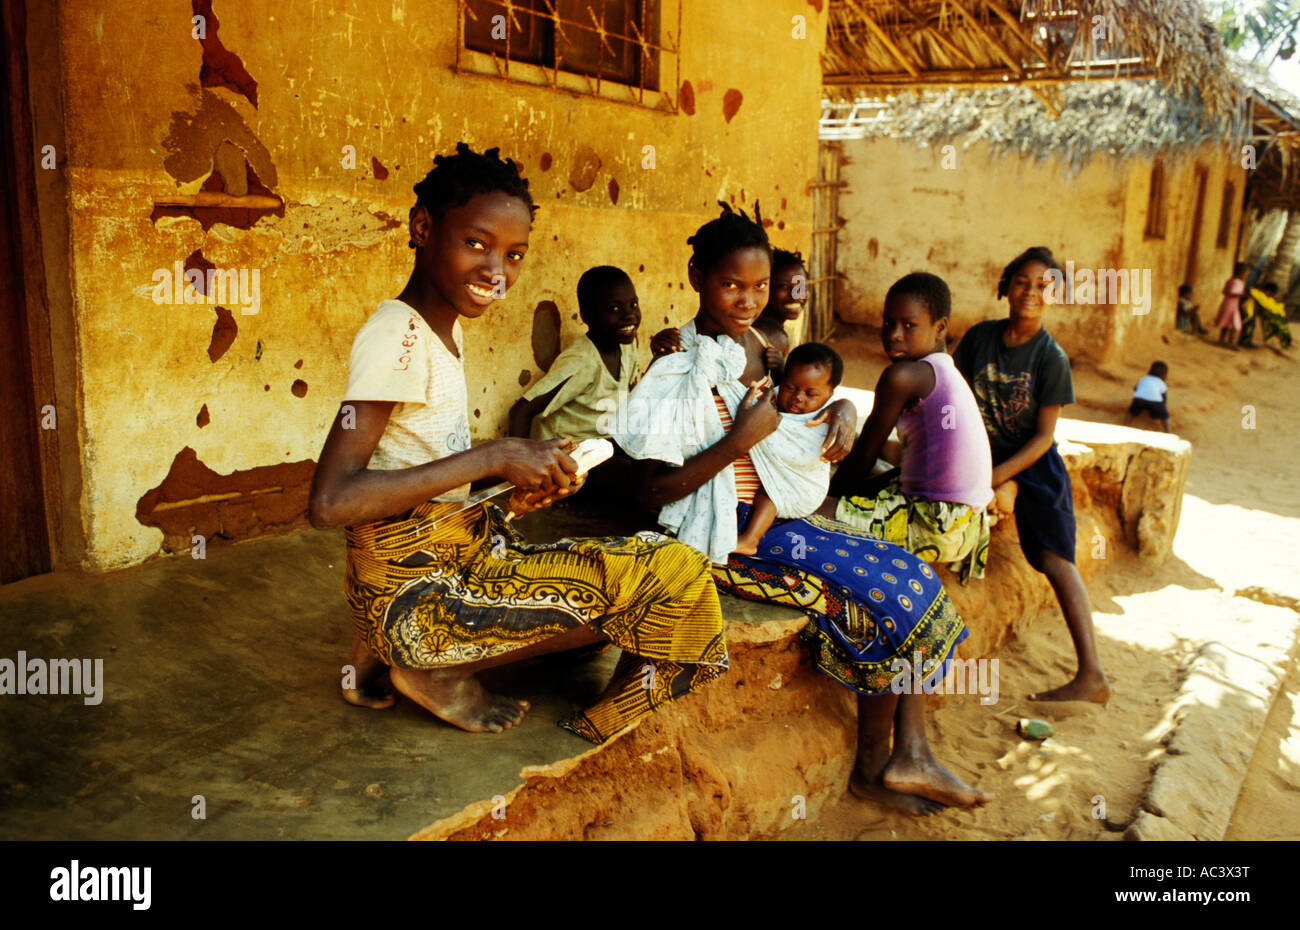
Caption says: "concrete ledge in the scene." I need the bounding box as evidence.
[417,416,1194,839]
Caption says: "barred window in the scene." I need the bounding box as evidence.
[458,0,679,109]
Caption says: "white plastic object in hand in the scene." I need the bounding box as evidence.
[569,437,613,476]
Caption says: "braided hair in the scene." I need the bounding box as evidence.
[687,201,771,274]
[996,246,1063,298]
[409,142,536,246]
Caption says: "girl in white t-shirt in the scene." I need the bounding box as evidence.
[309,143,727,744]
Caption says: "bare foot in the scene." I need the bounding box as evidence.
[882,757,992,809]
[849,768,946,815]
[732,538,759,557]
[1029,670,1110,704]
[342,633,396,710]
[389,666,531,733]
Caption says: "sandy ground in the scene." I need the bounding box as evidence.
[784,324,1300,841]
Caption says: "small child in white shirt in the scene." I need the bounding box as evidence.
[1124,361,1170,433]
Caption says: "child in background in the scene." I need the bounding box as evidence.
[953,246,1110,704]
[1214,262,1248,347]
[1124,361,1171,433]
[753,248,809,376]
[1175,284,1204,335]
[826,273,993,581]
[509,265,641,441]
[733,342,840,555]
[1239,281,1293,349]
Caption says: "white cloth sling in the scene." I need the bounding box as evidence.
[610,319,829,563]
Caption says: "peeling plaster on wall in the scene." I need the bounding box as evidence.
[569,146,601,193]
[161,90,276,188]
[722,89,743,123]
[192,0,259,107]
[208,307,237,362]
[265,199,401,254]
[136,447,314,553]
[531,300,562,371]
[58,0,828,569]
[679,81,696,115]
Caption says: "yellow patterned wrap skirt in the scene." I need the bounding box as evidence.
[835,476,990,583]
[344,499,728,743]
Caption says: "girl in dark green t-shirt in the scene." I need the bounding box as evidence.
[953,247,1110,705]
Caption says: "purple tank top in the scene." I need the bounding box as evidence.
[897,353,993,509]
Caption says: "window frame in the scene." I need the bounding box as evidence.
[455,0,681,112]
[1144,158,1167,241]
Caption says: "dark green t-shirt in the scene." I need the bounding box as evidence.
[952,319,1074,460]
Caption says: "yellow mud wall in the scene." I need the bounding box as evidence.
[837,137,1127,359]
[1113,144,1245,368]
[53,0,826,570]
[836,137,1244,367]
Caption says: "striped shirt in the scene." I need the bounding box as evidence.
[713,393,760,505]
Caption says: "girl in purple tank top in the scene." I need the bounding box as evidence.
[825,273,993,581]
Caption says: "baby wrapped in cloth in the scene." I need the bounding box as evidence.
[611,320,828,564]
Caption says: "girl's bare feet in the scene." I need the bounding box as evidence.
[1029,670,1110,703]
[882,756,992,809]
[732,538,760,557]
[342,633,397,709]
[388,666,531,733]
[849,767,946,816]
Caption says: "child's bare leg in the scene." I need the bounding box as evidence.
[881,691,991,808]
[1159,417,1170,433]
[342,632,397,709]
[1029,550,1110,703]
[388,625,602,733]
[849,693,945,815]
[735,489,777,556]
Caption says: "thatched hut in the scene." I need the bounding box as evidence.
[814,2,1300,366]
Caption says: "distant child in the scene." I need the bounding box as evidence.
[1124,361,1170,433]
[1175,284,1204,335]
[1239,281,1292,349]
[826,272,993,581]
[952,246,1109,704]
[1214,262,1248,346]
[509,265,641,441]
[734,342,840,555]
[753,249,808,376]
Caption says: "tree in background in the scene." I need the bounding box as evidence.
[1208,0,1300,65]
[1208,2,1300,314]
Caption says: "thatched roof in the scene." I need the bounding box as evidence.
[1232,60,1300,212]
[820,79,1243,173]
[823,0,1237,116]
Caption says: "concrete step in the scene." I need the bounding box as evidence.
[1125,586,1300,841]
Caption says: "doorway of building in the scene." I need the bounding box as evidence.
[1184,165,1208,286]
